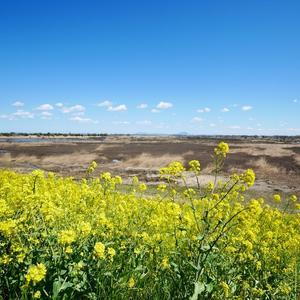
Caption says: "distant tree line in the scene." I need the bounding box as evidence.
[0,132,108,137]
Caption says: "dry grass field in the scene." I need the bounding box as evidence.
[0,135,299,198]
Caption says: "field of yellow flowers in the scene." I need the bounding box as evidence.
[0,142,299,299]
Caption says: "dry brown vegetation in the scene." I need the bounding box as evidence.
[0,135,299,196]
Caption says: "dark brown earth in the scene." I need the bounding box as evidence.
[0,135,299,197]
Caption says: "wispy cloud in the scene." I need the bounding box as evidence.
[97,100,112,107]
[36,104,54,111]
[221,107,230,112]
[70,116,98,124]
[41,112,52,116]
[12,101,24,107]
[40,111,52,119]
[113,121,130,125]
[197,107,211,113]
[97,100,127,112]
[136,120,152,125]
[191,117,203,123]
[62,104,85,113]
[137,103,148,109]
[107,104,127,112]
[287,127,300,132]
[242,105,253,111]
[156,101,173,109]
[55,102,64,108]
[151,108,160,113]
[0,114,15,120]
[13,110,34,119]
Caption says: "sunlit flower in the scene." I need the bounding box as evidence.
[94,242,105,259]
[58,229,76,245]
[128,277,135,288]
[214,142,229,157]
[25,263,47,285]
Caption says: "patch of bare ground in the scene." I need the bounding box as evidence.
[0,136,299,197]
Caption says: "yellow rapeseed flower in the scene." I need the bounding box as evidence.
[128,277,135,288]
[273,194,281,203]
[58,229,76,245]
[161,257,170,269]
[0,219,17,236]
[33,291,41,299]
[214,142,229,157]
[220,281,230,297]
[94,242,105,259]
[242,169,256,187]
[25,263,47,285]
[188,160,201,173]
[160,161,185,178]
[87,161,97,173]
[107,247,116,261]
[138,183,147,192]
[79,222,92,236]
[65,246,73,254]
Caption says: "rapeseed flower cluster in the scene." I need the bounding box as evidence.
[214,141,230,157]
[0,142,299,299]
[94,242,105,259]
[25,263,47,285]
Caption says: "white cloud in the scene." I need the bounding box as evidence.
[221,107,230,112]
[156,101,173,109]
[98,100,112,107]
[98,101,127,112]
[191,117,203,123]
[288,127,300,132]
[71,111,85,116]
[41,111,52,117]
[1,109,34,120]
[62,104,85,113]
[70,116,98,124]
[37,104,54,111]
[242,105,253,111]
[137,103,148,109]
[136,120,152,125]
[113,121,130,125]
[13,110,34,119]
[12,101,24,107]
[55,102,64,108]
[40,111,52,120]
[151,108,160,113]
[0,114,15,120]
[197,107,211,113]
[209,123,216,127]
[107,104,127,112]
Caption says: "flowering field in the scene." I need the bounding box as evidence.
[0,143,299,299]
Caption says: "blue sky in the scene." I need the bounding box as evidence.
[0,0,299,134]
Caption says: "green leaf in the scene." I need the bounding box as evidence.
[53,280,73,298]
[188,262,199,271]
[206,283,214,293]
[191,282,205,300]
